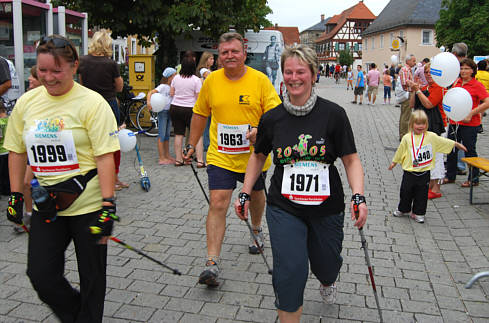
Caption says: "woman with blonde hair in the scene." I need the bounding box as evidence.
[78,29,127,190]
[196,51,214,80]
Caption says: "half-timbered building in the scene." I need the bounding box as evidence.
[314,1,376,63]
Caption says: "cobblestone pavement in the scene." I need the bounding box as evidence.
[1,77,489,322]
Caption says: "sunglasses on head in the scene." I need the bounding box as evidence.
[39,36,78,60]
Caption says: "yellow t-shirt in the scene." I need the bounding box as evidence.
[393,131,454,172]
[193,67,281,172]
[476,70,489,92]
[4,82,120,216]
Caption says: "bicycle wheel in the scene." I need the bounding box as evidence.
[128,101,144,129]
[136,104,159,137]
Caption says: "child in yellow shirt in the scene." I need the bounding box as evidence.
[389,110,466,223]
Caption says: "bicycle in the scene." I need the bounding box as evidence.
[135,102,159,137]
[118,84,144,130]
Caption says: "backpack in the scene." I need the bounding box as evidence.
[0,57,21,104]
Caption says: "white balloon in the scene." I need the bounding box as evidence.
[442,87,473,122]
[118,129,137,152]
[390,55,398,65]
[150,93,169,113]
[430,52,460,88]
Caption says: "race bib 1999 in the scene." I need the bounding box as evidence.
[281,161,330,206]
[25,130,80,176]
[217,123,250,154]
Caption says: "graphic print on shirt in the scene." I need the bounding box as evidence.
[25,117,80,176]
[278,133,330,205]
[275,133,326,164]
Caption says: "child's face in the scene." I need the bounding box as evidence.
[413,121,427,135]
[0,111,6,118]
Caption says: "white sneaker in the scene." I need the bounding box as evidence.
[393,209,409,217]
[320,283,337,304]
[411,213,425,223]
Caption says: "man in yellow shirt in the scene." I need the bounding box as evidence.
[184,32,281,286]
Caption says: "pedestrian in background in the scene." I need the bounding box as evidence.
[147,67,177,165]
[170,56,205,167]
[399,54,416,140]
[78,29,127,191]
[382,69,392,105]
[347,66,354,91]
[351,65,364,105]
[366,63,380,106]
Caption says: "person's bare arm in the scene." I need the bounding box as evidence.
[0,80,12,96]
[114,76,123,93]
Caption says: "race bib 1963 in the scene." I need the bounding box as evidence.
[281,161,330,206]
[217,123,250,154]
[25,130,80,176]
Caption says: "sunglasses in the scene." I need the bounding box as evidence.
[39,36,78,59]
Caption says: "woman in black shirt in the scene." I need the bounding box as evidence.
[234,45,368,323]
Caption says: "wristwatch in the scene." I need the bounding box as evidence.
[103,197,116,205]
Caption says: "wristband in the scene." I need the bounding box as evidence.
[351,193,366,206]
[238,192,251,205]
[416,90,422,95]
[103,197,116,205]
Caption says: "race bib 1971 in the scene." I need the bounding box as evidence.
[25,130,80,176]
[217,123,250,154]
[281,161,330,206]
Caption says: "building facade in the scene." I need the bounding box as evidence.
[362,0,442,71]
[299,14,328,51]
[314,1,376,63]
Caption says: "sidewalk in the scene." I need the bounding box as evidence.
[1,76,488,322]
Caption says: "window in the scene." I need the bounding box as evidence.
[390,32,394,43]
[399,30,404,38]
[365,38,368,51]
[380,35,384,48]
[339,43,345,50]
[131,39,137,54]
[422,30,433,45]
[371,36,375,49]
[142,46,146,54]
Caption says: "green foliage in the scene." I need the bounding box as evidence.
[435,0,489,57]
[53,0,272,80]
[338,50,353,67]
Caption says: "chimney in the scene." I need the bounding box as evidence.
[321,14,325,21]
[275,23,278,28]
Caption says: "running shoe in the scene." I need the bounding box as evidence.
[198,258,220,287]
[320,283,337,304]
[249,227,265,254]
[393,209,409,217]
[411,213,425,223]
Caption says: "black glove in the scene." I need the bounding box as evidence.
[7,192,24,224]
[89,204,119,239]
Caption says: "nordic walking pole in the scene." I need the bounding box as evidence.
[189,161,209,204]
[109,236,182,275]
[239,194,273,275]
[352,196,383,323]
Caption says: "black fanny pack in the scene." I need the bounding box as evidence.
[42,168,98,211]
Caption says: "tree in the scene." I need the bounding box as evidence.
[53,0,272,71]
[338,50,353,67]
[435,0,489,57]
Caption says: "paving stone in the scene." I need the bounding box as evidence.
[200,303,239,319]
[235,306,278,323]
[414,313,444,323]
[165,298,204,313]
[338,305,381,322]
[400,299,440,315]
[465,301,489,317]
[8,303,51,321]
[148,309,184,323]
[113,304,155,321]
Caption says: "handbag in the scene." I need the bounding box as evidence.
[395,81,409,103]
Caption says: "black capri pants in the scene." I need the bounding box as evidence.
[27,210,107,323]
[169,104,193,135]
[266,204,344,312]
[398,170,430,216]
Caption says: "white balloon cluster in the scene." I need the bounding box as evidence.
[118,129,137,152]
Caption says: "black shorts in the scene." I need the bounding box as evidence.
[169,104,193,135]
[207,164,266,191]
[354,86,364,95]
[266,204,344,312]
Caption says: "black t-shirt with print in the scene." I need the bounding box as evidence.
[255,97,357,217]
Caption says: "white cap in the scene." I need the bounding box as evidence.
[200,68,210,78]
